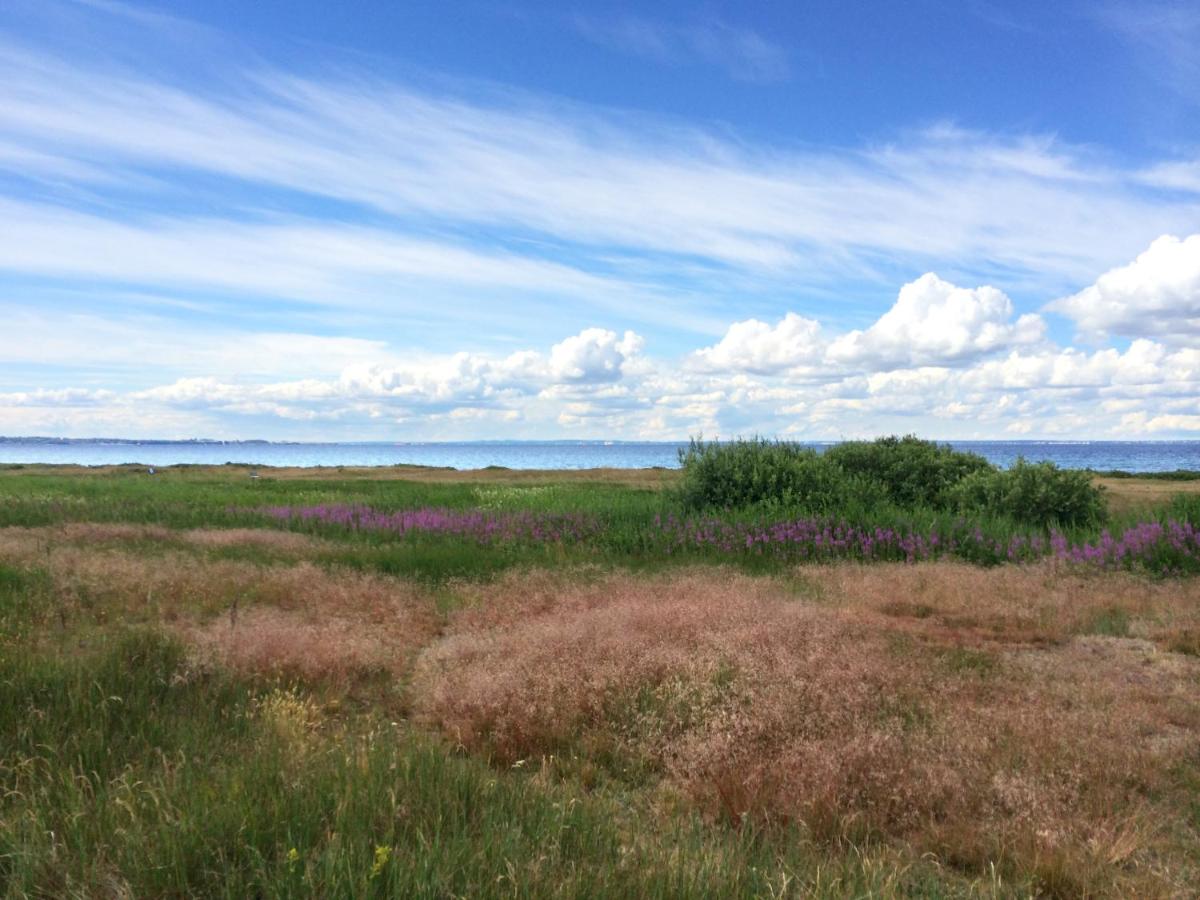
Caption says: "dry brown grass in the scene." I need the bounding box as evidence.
[180,527,327,554]
[807,560,1200,652]
[1095,476,1200,517]
[0,462,677,488]
[180,560,440,684]
[0,528,439,683]
[413,566,1200,895]
[187,603,425,685]
[0,523,175,555]
[0,523,325,560]
[8,513,1200,892]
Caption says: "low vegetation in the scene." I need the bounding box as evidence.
[677,436,1107,529]
[2,451,1200,897]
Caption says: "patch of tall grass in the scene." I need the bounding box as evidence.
[0,629,981,898]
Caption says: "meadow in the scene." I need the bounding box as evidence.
[2,440,1200,898]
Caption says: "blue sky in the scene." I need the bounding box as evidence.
[1,0,1198,440]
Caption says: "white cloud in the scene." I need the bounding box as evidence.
[693,274,1046,377]
[549,329,643,382]
[5,6,1200,442]
[692,313,823,374]
[0,309,396,378]
[118,328,648,423]
[0,388,115,407]
[827,274,1045,368]
[1121,413,1200,433]
[7,323,1200,440]
[0,35,1197,300]
[0,199,674,324]
[1137,159,1200,193]
[1049,234,1200,342]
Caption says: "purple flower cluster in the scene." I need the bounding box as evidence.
[1051,519,1200,569]
[649,513,1200,572]
[255,504,600,544]
[251,502,1200,573]
[650,514,1010,563]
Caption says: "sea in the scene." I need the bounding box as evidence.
[2,439,1199,473]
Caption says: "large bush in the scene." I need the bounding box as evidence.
[950,458,1106,529]
[678,436,1107,529]
[676,437,868,512]
[823,435,992,510]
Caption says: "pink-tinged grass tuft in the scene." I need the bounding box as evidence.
[0,527,440,684]
[413,566,1200,895]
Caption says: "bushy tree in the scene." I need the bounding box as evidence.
[823,435,992,510]
[950,458,1106,528]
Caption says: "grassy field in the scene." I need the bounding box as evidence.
[2,463,1200,897]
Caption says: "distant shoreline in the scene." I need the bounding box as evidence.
[2,438,1198,475]
[5,436,1200,445]
[4,462,1200,484]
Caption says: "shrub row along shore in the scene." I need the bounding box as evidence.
[247,435,1200,574]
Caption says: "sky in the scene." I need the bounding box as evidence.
[1,0,1199,441]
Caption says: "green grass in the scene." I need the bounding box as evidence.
[0,630,1007,898]
[1,465,1194,896]
[1091,469,1200,481]
[1085,606,1133,638]
[0,463,1196,587]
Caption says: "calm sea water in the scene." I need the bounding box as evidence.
[2,439,1199,472]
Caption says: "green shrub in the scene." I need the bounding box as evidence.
[676,437,868,512]
[678,436,1106,529]
[1091,469,1200,481]
[950,458,1106,529]
[824,435,993,510]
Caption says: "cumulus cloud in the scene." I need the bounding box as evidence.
[828,273,1045,368]
[1139,414,1200,432]
[692,275,1047,377]
[6,260,1200,442]
[8,324,1200,439]
[956,339,1200,393]
[1049,234,1200,343]
[119,328,648,425]
[549,329,644,382]
[691,313,823,374]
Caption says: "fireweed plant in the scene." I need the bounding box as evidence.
[239,438,1200,575]
[254,503,1200,574]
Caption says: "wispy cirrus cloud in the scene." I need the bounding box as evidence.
[1097,1,1200,101]
[1,32,1195,304]
[568,14,792,83]
[3,2,1200,441]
